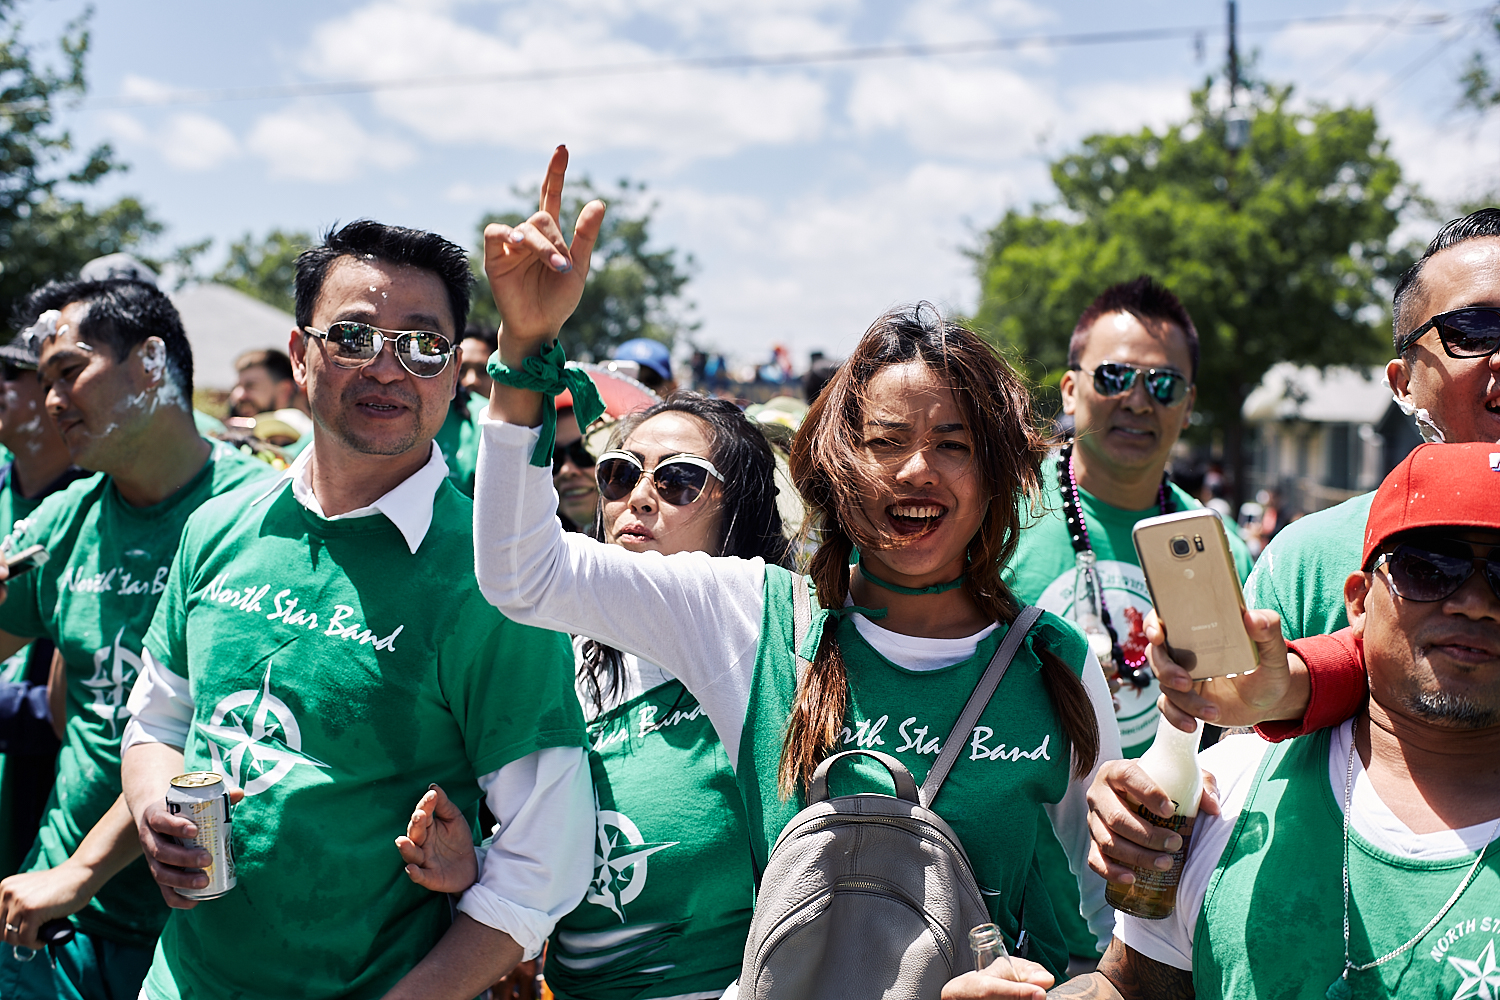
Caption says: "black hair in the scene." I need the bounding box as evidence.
[236,348,295,383]
[579,392,792,709]
[294,220,474,335]
[1069,275,1200,381]
[1392,208,1500,349]
[462,322,498,353]
[15,278,194,401]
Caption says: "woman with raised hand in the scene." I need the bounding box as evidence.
[469,147,1121,998]
[400,392,786,1000]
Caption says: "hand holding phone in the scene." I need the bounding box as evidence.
[3,544,48,580]
[1132,510,1256,681]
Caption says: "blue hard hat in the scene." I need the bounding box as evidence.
[611,338,672,382]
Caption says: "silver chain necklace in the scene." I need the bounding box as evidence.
[1325,728,1500,1000]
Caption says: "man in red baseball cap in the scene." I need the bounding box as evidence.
[994,443,1500,1000]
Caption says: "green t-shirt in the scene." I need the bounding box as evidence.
[139,478,585,1000]
[1243,491,1373,641]
[737,566,1086,979]
[435,393,486,496]
[1193,727,1500,999]
[0,442,272,945]
[1003,464,1253,757]
[0,462,89,878]
[547,677,753,1000]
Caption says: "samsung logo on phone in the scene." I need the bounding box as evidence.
[1191,622,1219,631]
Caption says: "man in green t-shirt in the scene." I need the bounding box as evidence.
[1245,207,1500,642]
[1040,441,1500,1000]
[0,332,91,879]
[119,220,591,1000]
[0,278,274,1000]
[1003,277,1250,968]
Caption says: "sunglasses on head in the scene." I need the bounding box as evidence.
[1397,306,1500,360]
[0,362,30,382]
[1078,361,1191,406]
[553,439,595,474]
[302,322,455,378]
[1373,539,1500,604]
[595,450,725,506]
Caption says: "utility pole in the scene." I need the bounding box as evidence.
[1227,0,1240,106]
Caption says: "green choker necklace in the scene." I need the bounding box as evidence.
[855,554,966,596]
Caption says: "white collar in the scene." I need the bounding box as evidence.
[250,440,449,554]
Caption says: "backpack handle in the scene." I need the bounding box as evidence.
[808,749,920,805]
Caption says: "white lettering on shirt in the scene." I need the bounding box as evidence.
[59,563,172,596]
[203,575,404,652]
[849,712,1053,766]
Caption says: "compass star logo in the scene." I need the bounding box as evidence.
[586,809,677,922]
[196,662,329,796]
[1451,939,1500,1000]
[84,627,141,738]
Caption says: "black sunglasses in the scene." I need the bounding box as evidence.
[1077,361,1191,406]
[553,439,595,474]
[1397,306,1500,360]
[595,450,725,506]
[302,322,456,378]
[1374,540,1500,604]
[0,362,29,382]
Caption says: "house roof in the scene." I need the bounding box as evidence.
[169,283,294,392]
[1242,362,1396,425]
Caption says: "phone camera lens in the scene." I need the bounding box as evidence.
[1170,536,1192,557]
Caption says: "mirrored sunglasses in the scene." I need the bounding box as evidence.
[595,450,725,506]
[1375,540,1500,604]
[553,439,596,474]
[1083,361,1191,406]
[1397,306,1500,360]
[302,322,455,378]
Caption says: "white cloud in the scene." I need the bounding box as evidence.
[119,73,178,104]
[298,5,828,159]
[159,113,240,171]
[245,105,417,182]
[656,161,1030,361]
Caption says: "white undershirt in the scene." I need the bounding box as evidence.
[1116,720,1500,970]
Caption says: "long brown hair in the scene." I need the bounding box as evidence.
[778,303,1100,797]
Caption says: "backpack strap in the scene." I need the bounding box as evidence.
[792,572,813,676]
[918,605,1044,809]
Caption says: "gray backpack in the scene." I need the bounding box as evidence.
[737,579,1044,1000]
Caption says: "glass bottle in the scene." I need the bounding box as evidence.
[969,923,1013,976]
[1072,551,1116,672]
[1105,718,1204,919]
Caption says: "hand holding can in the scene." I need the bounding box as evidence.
[166,773,237,900]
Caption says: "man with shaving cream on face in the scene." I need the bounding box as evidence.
[0,278,271,1000]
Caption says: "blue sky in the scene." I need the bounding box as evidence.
[17,0,1500,377]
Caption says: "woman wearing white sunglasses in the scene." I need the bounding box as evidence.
[401,392,790,1000]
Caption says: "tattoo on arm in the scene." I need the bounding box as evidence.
[1047,939,1194,1000]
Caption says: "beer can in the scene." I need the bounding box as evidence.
[166,772,237,899]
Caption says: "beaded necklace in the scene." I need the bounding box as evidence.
[1057,443,1169,688]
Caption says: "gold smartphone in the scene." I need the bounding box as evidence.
[1132,509,1257,680]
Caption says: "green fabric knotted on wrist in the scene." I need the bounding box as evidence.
[487,339,605,467]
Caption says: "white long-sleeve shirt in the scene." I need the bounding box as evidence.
[122,441,593,960]
[473,417,1123,951]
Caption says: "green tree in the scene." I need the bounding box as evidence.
[971,81,1416,502]
[0,2,161,326]
[212,229,312,314]
[1459,11,1500,111]
[471,178,695,358]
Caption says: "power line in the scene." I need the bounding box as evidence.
[0,9,1464,116]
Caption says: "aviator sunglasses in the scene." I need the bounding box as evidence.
[1373,539,1500,603]
[1396,306,1500,360]
[1077,361,1191,406]
[595,450,725,506]
[301,321,456,378]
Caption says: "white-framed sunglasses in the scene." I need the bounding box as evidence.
[595,450,725,506]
